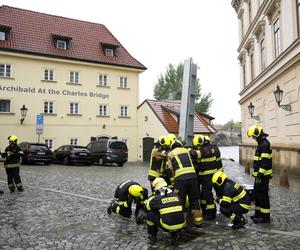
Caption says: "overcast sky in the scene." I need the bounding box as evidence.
[1,0,240,124]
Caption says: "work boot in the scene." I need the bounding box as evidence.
[232,215,246,229]
[253,217,270,224]
[250,210,260,220]
[107,205,112,215]
[10,188,15,193]
[0,190,4,194]
[170,231,181,244]
[17,187,24,192]
[148,234,157,244]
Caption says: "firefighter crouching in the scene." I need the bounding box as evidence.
[167,139,203,227]
[148,136,170,190]
[247,124,272,223]
[1,135,24,192]
[192,134,217,220]
[145,177,185,244]
[107,180,148,223]
[212,171,251,229]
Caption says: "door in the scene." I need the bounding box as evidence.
[143,137,154,162]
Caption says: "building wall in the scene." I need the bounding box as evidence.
[232,0,300,177]
[137,102,168,161]
[0,52,142,161]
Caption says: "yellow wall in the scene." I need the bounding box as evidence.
[0,52,143,161]
[137,101,168,161]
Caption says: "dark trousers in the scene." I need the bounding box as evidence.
[199,174,216,216]
[254,177,270,218]
[220,203,249,220]
[5,167,22,191]
[174,178,200,211]
[147,211,160,236]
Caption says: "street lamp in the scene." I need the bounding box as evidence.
[248,102,260,121]
[20,104,28,124]
[273,85,291,111]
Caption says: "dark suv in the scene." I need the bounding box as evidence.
[18,142,53,165]
[87,139,128,166]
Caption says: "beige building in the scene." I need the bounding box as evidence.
[0,6,146,161]
[231,0,300,189]
[137,99,216,162]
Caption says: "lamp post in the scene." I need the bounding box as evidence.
[248,102,260,121]
[273,85,291,111]
[20,104,28,124]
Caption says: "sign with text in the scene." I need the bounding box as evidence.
[36,114,44,135]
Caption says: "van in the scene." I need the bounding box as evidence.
[87,139,128,166]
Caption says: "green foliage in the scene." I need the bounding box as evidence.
[153,63,213,114]
[221,119,242,132]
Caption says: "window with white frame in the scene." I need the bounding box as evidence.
[260,38,266,71]
[0,64,11,77]
[273,18,281,58]
[70,138,78,145]
[44,69,54,81]
[56,40,67,49]
[44,101,54,114]
[0,31,5,40]
[69,102,79,114]
[120,106,128,117]
[0,99,11,112]
[297,0,300,35]
[99,74,108,86]
[120,77,128,88]
[45,139,53,149]
[99,104,108,116]
[250,52,254,81]
[105,48,114,57]
[69,71,79,84]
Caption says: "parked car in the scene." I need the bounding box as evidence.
[87,139,128,166]
[18,142,53,165]
[52,145,93,166]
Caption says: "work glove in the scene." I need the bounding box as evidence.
[257,171,264,179]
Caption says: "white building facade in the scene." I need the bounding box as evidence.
[232,0,300,190]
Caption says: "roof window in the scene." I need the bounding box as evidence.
[51,34,72,50]
[101,42,119,57]
[0,25,11,41]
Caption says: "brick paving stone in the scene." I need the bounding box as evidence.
[0,161,300,249]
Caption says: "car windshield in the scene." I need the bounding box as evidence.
[72,147,88,152]
[108,141,127,150]
[30,145,49,151]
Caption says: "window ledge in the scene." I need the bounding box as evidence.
[118,116,131,119]
[41,80,57,83]
[0,112,15,115]
[0,76,14,80]
[97,85,110,88]
[117,87,130,90]
[66,82,82,86]
[41,113,58,116]
[96,115,110,118]
[67,114,82,116]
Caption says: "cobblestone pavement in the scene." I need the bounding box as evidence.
[0,160,300,250]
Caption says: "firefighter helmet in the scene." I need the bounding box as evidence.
[193,134,205,147]
[247,124,263,138]
[167,133,176,144]
[8,135,18,142]
[212,171,228,186]
[158,136,171,147]
[204,136,211,142]
[152,177,167,191]
[171,139,183,150]
[128,185,143,198]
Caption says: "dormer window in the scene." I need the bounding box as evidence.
[0,25,11,41]
[51,34,72,50]
[101,42,119,57]
[56,40,67,50]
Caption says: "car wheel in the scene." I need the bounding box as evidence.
[99,157,105,166]
[117,162,125,167]
[63,157,69,165]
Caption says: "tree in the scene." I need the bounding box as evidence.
[153,63,213,114]
[221,119,242,132]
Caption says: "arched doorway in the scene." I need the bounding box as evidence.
[143,137,154,162]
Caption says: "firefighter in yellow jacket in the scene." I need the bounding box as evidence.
[145,177,185,244]
[167,139,203,227]
[247,124,272,223]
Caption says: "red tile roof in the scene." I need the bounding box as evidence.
[139,99,216,134]
[0,5,146,70]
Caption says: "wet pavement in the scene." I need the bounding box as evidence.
[0,161,300,250]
